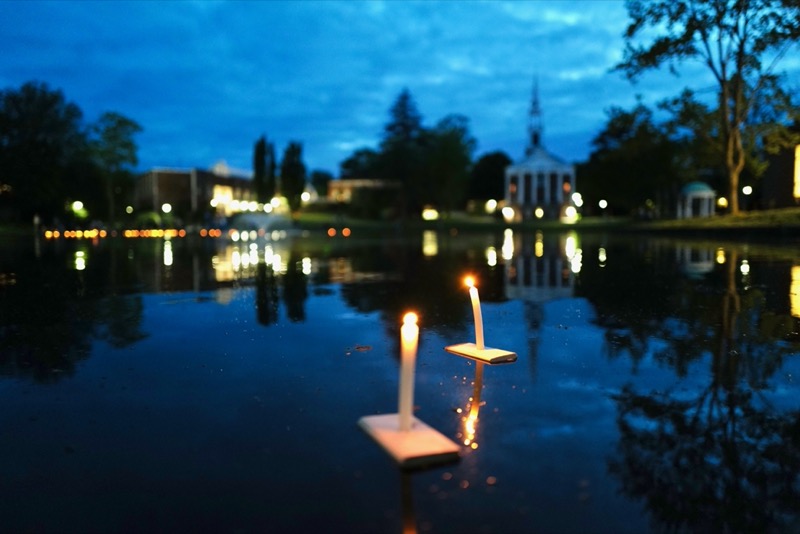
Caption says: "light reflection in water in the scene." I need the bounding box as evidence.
[461,362,484,450]
[74,250,86,271]
[423,230,437,257]
[163,240,173,267]
[485,246,497,267]
[501,229,514,260]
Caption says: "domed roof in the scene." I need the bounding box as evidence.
[681,181,715,195]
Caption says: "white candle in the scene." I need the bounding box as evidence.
[465,276,484,350]
[398,312,419,432]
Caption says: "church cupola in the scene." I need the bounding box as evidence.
[526,78,543,156]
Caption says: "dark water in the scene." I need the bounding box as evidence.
[1,230,799,533]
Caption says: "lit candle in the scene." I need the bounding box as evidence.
[465,276,484,350]
[398,312,419,432]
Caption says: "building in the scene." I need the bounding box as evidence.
[504,81,576,221]
[328,179,399,203]
[134,161,254,221]
[676,181,716,218]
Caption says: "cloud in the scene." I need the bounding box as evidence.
[2,0,796,175]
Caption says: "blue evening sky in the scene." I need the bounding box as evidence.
[1,0,798,176]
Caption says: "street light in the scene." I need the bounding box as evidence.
[161,203,172,214]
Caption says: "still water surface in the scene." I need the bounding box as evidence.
[1,230,799,533]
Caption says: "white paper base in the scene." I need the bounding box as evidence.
[358,413,460,469]
[445,342,517,364]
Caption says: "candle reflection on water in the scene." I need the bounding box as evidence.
[462,362,484,449]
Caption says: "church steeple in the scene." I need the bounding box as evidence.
[525,78,543,156]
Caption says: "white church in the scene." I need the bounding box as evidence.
[504,82,576,221]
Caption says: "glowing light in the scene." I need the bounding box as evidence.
[562,205,578,224]
[598,199,608,209]
[125,205,133,214]
[534,207,544,219]
[716,248,726,264]
[740,259,750,275]
[270,197,281,207]
[535,232,544,258]
[230,230,240,242]
[571,192,583,207]
[301,192,311,203]
[501,206,515,223]
[422,207,439,221]
[302,257,312,275]
[342,227,351,237]
[45,230,53,239]
[71,200,83,211]
[263,204,273,213]
[161,203,172,214]
[598,247,607,266]
[742,186,753,196]
[484,199,497,214]
[717,197,729,208]
[327,227,336,237]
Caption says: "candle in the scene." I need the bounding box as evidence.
[398,312,419,432]
[465,276,484,350]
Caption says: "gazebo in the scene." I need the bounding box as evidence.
[677,181,716,218]
[504,81,575,221]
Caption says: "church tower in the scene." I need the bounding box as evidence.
[505,77,576,222]
[525,78,543,156]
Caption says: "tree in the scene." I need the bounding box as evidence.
[339,147,380,178]
[90,112,141,226]
[379,88,426,215]
[580,103,678,216]
[469,151,512,201]
[0,81,87,222]
[309,169,333,198]
[423,114,476,216]
[616,0,800,215]
[280,141,306,216]
[253,136,268,204]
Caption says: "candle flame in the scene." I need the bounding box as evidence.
[464,276,476,288]
[402,312,418,326]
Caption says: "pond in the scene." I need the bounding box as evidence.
[1,229,799,533]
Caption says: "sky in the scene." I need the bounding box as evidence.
[1,0,798,178]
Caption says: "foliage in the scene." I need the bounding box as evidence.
[616,0,800,214]
[580,103,679,216]
[253,136,268,203]
[0,81,88,222]
[252,135,278,204]
[339,147,380,179]
[280,141,307,215]
[421,114,476,216]
[90,111,142,225]
[378,88,427,215]
[469,151,512,201]
[340,89,479,217]
[310,169,333,198]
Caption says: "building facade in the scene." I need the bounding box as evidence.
[135,162,253,221]
[504,81,576,221]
